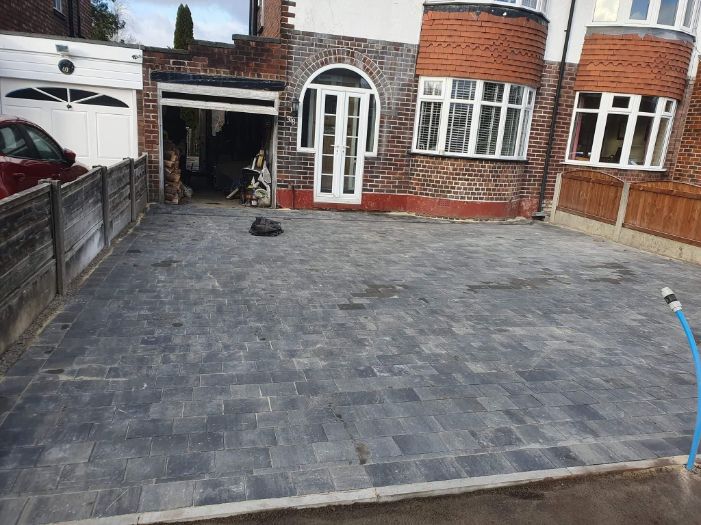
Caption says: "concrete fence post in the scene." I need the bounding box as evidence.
[549,173,564,224]
[48,181,66,295]
[128,157,137,222]
[100,166,111,248]
[614,182,631,241]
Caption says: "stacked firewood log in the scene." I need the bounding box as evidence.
[164,142,182,204]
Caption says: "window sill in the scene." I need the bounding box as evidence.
[588,22,696,37]
[314,195,362,205]
[562,160,667,172]
[53,8,65,20]
[410,150,528,163]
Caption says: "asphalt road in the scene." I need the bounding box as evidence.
[189,467,701,525]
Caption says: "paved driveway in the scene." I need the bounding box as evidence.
[1,204,700,524]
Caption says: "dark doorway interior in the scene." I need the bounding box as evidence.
[162,106,274,205]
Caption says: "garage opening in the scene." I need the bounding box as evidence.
[158,83,279,207]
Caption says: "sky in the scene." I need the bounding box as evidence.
[119,1,250,48]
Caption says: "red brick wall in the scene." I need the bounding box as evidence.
[77,0,92,38]
[259,0,282,38]
[0,0,92,38]
[673,72,701,185]
[140,38,286,200]
[409,155,526,203]
[575,34,693,100]
[518,61,577,212]
[416,7,548,88]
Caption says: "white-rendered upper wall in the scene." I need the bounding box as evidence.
[544,0,590,63]
[291,0,425,44]
[545,0,701,76]
[292,0,700,76]
[291,0,588,58]
[0,33,143,90]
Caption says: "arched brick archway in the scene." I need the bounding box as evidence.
[290,48,394,114]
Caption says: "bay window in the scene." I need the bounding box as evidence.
[413,77,535,160]
[424,0,548,13]
[592,0,700,31]
[567,92,676,169]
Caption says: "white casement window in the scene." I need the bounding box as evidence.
[413,77,535,160]
[424,0,548,14]
[592,0,700,32]
[53,0,63,13]
[567,92,676,169]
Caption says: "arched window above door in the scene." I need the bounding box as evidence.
[297,65,380,156]
[6,87,129,108]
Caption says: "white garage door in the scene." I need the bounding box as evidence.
[0,79,136,167]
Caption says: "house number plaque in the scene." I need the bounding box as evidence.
[58,59,75,75]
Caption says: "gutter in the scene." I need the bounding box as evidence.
[534,0,576,219]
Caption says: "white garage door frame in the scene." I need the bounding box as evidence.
[157,82,280,205]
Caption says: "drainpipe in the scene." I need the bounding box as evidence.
[534,0,577,219]
[76,0,83,38]
[67,0,75,37]
[249,0,259,36]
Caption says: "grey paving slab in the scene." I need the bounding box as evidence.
[19,491,97,524]
[2,205,701,522]
[92,486,142,518]
[139,480,194,512]
[0,497,26,525]
[193,476,245,506]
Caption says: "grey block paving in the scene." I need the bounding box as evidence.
[1,205,700,522]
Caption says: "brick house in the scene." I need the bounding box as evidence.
[0,0,93,39]
[135,0,701,217]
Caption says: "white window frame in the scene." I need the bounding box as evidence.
[423,0,548,15]
[53,0,63,13]
[296,64,381,157]
[412,77,536,161]
[565,91,676,170]
[591,0,700,33]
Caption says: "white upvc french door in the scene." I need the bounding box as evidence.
[314,89,368,204]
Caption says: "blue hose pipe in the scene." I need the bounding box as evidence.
[662,288,701,471]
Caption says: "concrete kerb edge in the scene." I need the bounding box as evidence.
[48,455,688,525]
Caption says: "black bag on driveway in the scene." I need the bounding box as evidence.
[249,217,284,237]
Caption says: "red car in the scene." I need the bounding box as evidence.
[0,115,88,199]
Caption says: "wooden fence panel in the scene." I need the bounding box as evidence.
[0,185,57,352]
[556,170,624,224]
[0,156,146,354]
[62,169,106,283]
[107,159,132,241]
[134,154,148,215]
[624,181,701,247]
